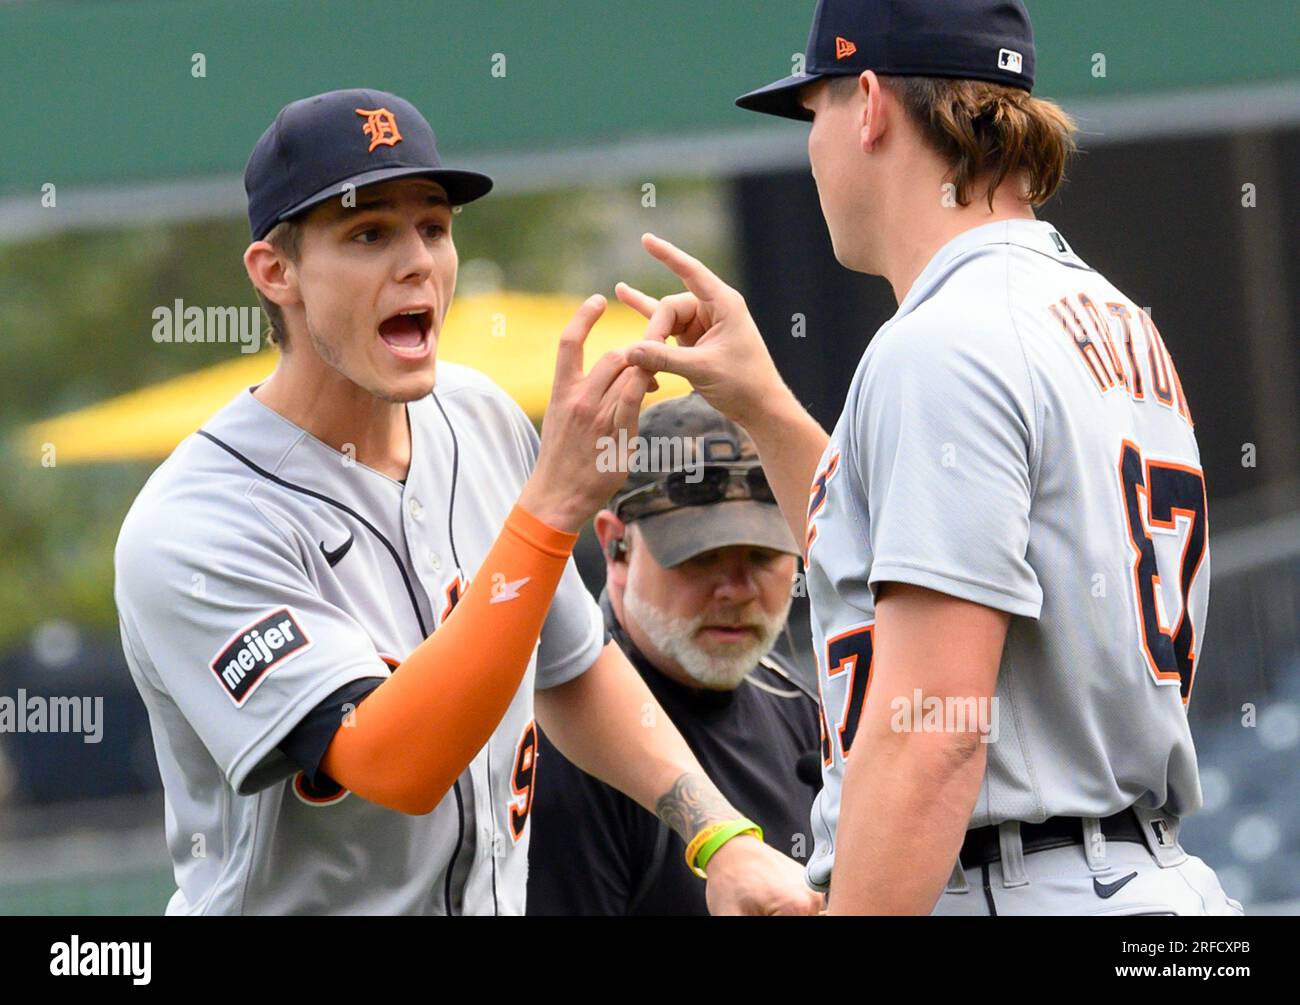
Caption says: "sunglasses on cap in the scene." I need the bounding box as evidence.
[614,463,776,523]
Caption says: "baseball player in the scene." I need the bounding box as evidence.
[616,0,1242,915]
[113,89,821,916]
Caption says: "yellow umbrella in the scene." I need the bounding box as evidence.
[23,292,689,465]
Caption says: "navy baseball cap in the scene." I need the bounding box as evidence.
[610,394,798,568]
[736,0,1036,122]
[245,88,494,241]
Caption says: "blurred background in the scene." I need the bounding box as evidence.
[0,0,1296,914]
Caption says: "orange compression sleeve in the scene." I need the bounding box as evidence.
[320,504,579,814]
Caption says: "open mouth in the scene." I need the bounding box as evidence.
[378,308,434,358]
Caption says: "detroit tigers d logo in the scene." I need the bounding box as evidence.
[355,106,402,152]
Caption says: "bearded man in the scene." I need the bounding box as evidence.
[527,394,822,916]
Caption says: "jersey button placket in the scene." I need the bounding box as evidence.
[404,495,441,589]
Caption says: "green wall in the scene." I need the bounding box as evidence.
[1,0,1296,194]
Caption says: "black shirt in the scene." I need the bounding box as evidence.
[526,593,821,916]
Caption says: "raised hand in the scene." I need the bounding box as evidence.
[618,234,829,551]
[615,233,788,430]
[518,295,654,532]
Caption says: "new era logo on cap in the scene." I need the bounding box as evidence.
[998,48,1024,74]
[835,36,858,60]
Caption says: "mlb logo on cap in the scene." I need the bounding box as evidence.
[998,48,1024,74]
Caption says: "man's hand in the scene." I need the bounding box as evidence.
[704,835,823,916]
[518,295,653,532]
[616,233,790,431]
[617,235,830,549]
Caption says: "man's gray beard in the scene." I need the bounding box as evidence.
[622,579,789,691]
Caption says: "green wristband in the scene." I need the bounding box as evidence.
[694,818,763,878]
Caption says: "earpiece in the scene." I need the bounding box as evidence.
[605,538,627,562]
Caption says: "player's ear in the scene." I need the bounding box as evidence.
[861,70,886,153]
[244,240,301,309]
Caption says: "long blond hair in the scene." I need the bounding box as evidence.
[838,75,1079,209]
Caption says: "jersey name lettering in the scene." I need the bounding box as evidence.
[1047,294,1192,426]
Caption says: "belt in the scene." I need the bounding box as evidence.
[959,808,1146,868]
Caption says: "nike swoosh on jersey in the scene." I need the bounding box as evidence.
[1093,871,1139,899]
[489,576,531,604]
[319,532,354,567]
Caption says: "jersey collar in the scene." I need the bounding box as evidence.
[899,218,1083,313]
[204,386,411,490]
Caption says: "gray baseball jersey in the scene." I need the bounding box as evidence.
[805,220,1208,891]
[114,363,604,915]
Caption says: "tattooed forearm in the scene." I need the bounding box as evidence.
[655,772,740,842]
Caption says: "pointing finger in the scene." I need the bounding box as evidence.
[641,233,727,303]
